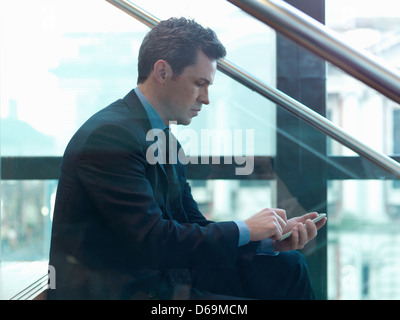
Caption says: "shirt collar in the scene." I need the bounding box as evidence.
[134,87,167,131]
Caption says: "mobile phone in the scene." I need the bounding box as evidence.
[279,213,327,241]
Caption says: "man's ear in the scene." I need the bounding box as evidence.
[153,60,171,84]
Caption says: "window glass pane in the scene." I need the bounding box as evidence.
[0,0,276,264]
[1,180,56,261]
[189,179,275,222]
[174,72,276,157]
[325,0,400,156]
[0,0,147,156]
[131,0,276,85]
[0,179,274,261]
[328,180,400,299]
[0,0,276,157]
[134,0,277,156]
[326,1,400,299]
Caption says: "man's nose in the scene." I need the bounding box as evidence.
[199,88,210,105]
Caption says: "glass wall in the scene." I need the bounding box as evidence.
[327,180,400,299]
[1,180,56,261]
[0,0,144,262]
[325,0,400,299]
[0,0,148,157]
[326,0,400,156]
[0,0,276,261]
[1,0,399,300]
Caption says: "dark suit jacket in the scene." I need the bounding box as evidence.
[48,89,246,299]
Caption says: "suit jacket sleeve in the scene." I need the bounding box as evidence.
[181,173,210,226]
[76,124,239,270]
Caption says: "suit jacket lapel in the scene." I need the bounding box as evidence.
[123,89,169,174]
[122,89,186,222]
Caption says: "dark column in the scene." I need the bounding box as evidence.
[275,0,327,299]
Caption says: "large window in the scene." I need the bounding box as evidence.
[326,0,400,156]
[0,0,276,262]
[1,180,56,261]
[328,180,400,299]
[325,0,400,299]
[1,0,399,301]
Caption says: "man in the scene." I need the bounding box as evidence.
[48,17,326,300]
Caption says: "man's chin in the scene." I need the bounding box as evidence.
[179,118,192,126]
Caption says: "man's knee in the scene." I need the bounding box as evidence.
[241,251,314,299]
[278,251,310,278]
[277,251,315,299]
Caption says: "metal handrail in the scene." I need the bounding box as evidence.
[105,0,400,179]
[218,60,400,179]
[228,0,400,105]
[106,0,159,27]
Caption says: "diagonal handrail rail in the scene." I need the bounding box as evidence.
[228,0,400,106]
[105,0,400,179]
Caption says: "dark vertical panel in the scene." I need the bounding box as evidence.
[276,0,327,299]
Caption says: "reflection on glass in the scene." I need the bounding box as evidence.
[325,1,400,298]
[1,180,57,261]
[328,180,400,299]
[325,0,400,156]
[0,0,148,156]
[0,179,273,261]
[0,0,276,266]
[1,0,399,302]
[189,180,275,222]
[175,72,276,157]
[0,0,276,157]
[326,64,400,157]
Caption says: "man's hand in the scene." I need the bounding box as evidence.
[273,212,327,252]
[244,208,287,241]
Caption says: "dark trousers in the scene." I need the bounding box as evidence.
[189,251,315,300]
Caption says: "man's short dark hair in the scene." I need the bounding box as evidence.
[137,17,226,84]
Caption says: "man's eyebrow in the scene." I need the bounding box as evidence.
[199,77,212,85]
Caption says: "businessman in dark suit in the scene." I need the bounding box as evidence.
[48,17,326,300]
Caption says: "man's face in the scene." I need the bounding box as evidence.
[162,50,217,126]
